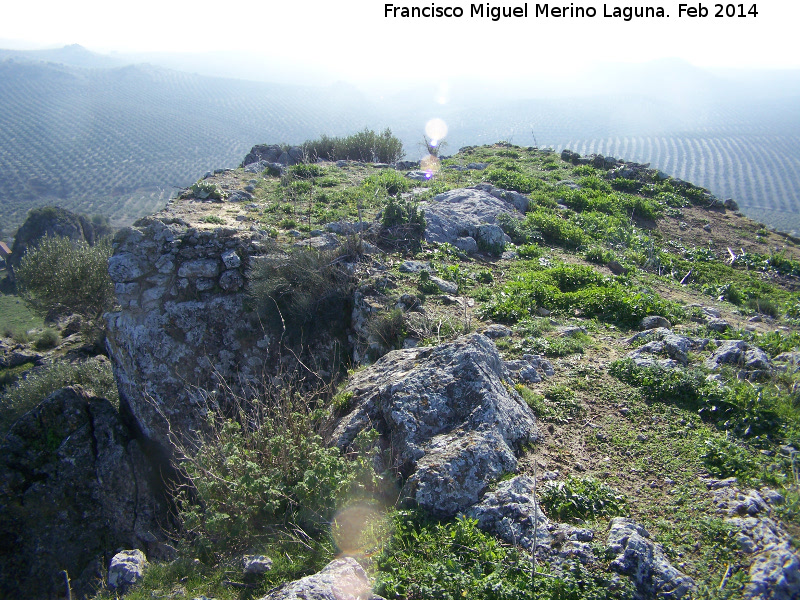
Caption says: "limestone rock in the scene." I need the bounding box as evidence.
[640,316,671,330]
[420,188,522,254]
[607,517,696,599]
[258,557,384,600]
[705,340,773,374]
[330,334,539,516]
[0,387,165,600]
[745,548,800,600]
[108,550,148,591]
[625,328,707,368]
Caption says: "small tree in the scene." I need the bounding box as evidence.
[16,235,115,321]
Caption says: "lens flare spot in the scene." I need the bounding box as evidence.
[331,504,390,557]
[425,118,448,143]
[420,154,440,176]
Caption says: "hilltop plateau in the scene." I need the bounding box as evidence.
[1,140,800,600]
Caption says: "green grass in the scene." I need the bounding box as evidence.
[0,291,44,336]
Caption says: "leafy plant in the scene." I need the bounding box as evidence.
[302,128,404,163]
[376,510,633,600]
[539,476,627,522]
[174,386,380,557]
[188,180,226,200]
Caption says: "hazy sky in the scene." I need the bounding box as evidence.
[4,0,799,84]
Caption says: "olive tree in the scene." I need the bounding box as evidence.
[16,235,115,320]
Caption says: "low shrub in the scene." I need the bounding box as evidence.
[174,386,380,557]
[525,209,587,249]
[0,357,118,435]
[539,476,627,522]
[376,510,634,600]
[33,328,59,350]
[367,309,406,357]
[482,264,682,328]
[187,180,225,200]
[486,168,542,194]
[364,170,410,196]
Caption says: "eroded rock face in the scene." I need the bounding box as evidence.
[258,557,384,600]
[0,386,165,600]
[330,333,539,516]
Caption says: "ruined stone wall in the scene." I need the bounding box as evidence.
[105,216,277,451]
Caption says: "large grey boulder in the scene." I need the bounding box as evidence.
[330,334,539,516]
[607,517,696,599]
[259,557,384,600]
[420,188,522,254]
[0,386,166,600]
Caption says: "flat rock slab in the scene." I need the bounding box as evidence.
[330,333,539,516]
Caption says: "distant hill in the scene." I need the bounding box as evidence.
[1,48,799,235]
[0,58,380,231]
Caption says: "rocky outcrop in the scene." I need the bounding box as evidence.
[9,205,111,274]
[330,334,539,516]
[625,327,708,369]
[258,557,384,600]
[606,517,696,599]
[705,340,773,377]
[465,475,595,569]
[0,386,166,600]
[241,144,304,167]
[107,549,148,592]
[420,188,522,254]
[707,477,800,600]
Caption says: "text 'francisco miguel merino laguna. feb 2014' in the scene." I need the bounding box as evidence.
[384,3,760,21]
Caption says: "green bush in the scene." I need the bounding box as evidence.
[175,390,379,556]
[15,235,115,320]
[33,328,59,350]
[482,264,682,328]
[288,163,325,179]
[701,435,756,480]
[525,209,587,249]
[364,170,410,196]
[302,128,404,163]
[0,357,118,434]
[486,168,541,194]
[609,360,793,442]
[418,270,440,295]
[539,476,627,522]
